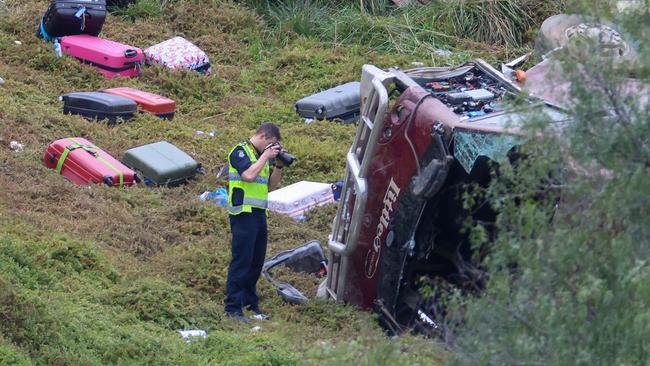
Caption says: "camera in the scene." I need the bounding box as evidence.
[267,143,296,167]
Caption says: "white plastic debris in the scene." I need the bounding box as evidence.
[178,329,207,343]
[410,61,424,67]
[14,40,21,45]
[9,141,24,152]
[304,118,314,124]
[199,188,228,206]
[196,130,217,136]
[434,49,453,57]
[0,76,4,84]
[251,326,262,332]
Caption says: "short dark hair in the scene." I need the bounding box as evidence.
[256,122,281,141]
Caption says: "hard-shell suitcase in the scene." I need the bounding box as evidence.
[268,181,335,221]
[61,91,137,123]
[103,87,176,120]
[122,141,199,186]
[61,35,143,79]
[144,36,212,75]
[44,137,136,187]
[39,0,106,40]
[294,82,361,123]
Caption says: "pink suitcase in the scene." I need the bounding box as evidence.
[61,35,143,79]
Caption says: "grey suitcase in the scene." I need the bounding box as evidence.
[122,141,199,186]
[294,81,360,123]
[61,91,136,124]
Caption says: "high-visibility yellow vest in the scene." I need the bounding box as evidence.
[227,141,269,215]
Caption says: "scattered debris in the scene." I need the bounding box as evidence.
[515,69,526,83]
[215,164,228,179]
[434,49,453,57]
[251,326,262,332]
[410,61,424,67]
[0,76,4,84]
[9,140,24,152]
[199,188,228,206]
[14,40,21,45]
[178,329,207,343]
[195,130,217,137]
[262,241,327,304]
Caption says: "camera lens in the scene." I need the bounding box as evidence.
[277,151,295,166]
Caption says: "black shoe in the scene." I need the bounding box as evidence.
[247,306,270,321]
[226,312,250,323]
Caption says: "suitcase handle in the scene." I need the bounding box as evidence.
[124,49,138,58]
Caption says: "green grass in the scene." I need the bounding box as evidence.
[0,0,457,364]
[0,0,560,363]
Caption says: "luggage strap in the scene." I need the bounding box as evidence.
[39,18,54,42]
[55,138,124,188]
[74,7,87,31]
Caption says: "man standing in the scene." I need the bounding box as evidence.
[224,122,284,322]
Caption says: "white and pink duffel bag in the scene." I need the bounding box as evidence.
[144,36,212,75]
[268,181,335,221]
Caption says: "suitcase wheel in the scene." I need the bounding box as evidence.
[124,49,138,58]
[49,152,58,164]
[103,176,113,187]
[134,173,141,184]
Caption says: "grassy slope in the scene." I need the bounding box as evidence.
[0,0,537,364]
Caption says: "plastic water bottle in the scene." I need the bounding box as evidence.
[53,39,62,57]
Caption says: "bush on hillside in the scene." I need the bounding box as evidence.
[449,3,650,365]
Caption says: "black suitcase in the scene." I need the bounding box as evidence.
[61,92,137,123]
[294,81,361,123]
[40,0,106,40]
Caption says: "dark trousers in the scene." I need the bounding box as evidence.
[224,209,267,314]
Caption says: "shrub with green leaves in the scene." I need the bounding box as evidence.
[448,3,650,365]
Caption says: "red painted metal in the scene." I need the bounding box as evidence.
[339,86,455,308]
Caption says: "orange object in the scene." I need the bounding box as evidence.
[103,87,176,120]
[515,69,527,83]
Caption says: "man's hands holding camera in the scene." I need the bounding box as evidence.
[262,143,281,160]
[263,143,295,167]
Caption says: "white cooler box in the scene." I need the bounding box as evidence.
[268,181,334,221]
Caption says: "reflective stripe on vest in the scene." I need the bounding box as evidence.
[227,142,269,215]
[228,172,269,185]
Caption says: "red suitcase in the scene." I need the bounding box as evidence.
[103,87,176,119]
[44,137,136,187]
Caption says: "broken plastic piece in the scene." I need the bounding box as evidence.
[262,241,327,304]
[9,141,24,152]
[515,69,526,83]
[178,330,207,343]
